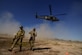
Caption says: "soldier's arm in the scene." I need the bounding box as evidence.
[22,30,25,36]
[23,30,25,37]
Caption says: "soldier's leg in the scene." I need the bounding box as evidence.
[8,38,20,51]
[31,37,35,48]
[29,37,35,50]
[29,40,35,50]
[12,36,16,44]
[29,37,33,50]
[32,38,35,51]
[32,38,35,47]
[32,40,35,50]
[19,37,23,51]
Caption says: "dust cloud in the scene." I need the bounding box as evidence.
[0,12,20,35]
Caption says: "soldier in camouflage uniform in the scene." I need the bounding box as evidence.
[8,26,25,52]
[29,28,37,50]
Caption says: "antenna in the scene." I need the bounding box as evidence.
[49,4,52,15]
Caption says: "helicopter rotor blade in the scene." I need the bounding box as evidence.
[35,12,38,18]
[54,13,67,16]
[49,4,52,15]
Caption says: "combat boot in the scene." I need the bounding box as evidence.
[8,48,12,52]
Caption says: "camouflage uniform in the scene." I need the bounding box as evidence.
[8,26,25,51]
[29,28,37,50]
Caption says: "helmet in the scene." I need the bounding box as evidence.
[33,28,36,31]
[20,26,23,28]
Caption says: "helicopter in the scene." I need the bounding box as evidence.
[35,5,66,22]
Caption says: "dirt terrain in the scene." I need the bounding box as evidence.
[0,34,82,55]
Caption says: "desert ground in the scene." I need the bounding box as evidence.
[0,34,82,55]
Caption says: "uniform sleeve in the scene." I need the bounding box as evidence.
[21,30,25,36]
[35,32,37,37]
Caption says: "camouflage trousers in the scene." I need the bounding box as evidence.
[29,37,35,50]
[12,35,16,44]
[10,36,23,51]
